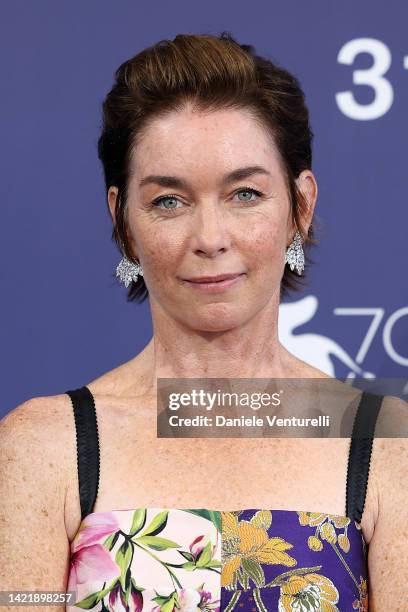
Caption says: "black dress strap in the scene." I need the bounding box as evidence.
[66,385,100,521]
[346,390,384,523]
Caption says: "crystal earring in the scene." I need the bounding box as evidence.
[116,256,144,288]
[284,230,305,275]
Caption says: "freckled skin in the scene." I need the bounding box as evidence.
[108,105,318,379]
[123,107,307,335]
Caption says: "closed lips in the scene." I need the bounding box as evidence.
[187,274,243,283]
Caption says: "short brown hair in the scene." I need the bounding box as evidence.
[98,31,319,303]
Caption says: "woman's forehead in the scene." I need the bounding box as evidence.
[130,107,281,183]
[137,105,273,146]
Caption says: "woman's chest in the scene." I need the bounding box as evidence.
[66,405,373,542]
[102,431,350,510]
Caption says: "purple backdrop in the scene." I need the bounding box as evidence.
[1,1,407,415]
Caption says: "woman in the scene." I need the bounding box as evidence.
[1,32,407,611]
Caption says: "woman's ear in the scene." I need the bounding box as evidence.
[108,186,118,225]
[295,170,318,235]
[108,186,139,260]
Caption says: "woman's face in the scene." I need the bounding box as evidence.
[109,105,316,332]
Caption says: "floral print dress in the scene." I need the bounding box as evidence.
[67,505,368,611]
[65,385,381,612]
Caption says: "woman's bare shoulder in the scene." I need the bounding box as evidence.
[370,394,408,478]
[1,392,75,439]
[0,392,77,484]
[0,395,74,592]
[365,395,408,605]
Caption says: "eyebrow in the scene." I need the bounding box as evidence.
[138,165,271,189]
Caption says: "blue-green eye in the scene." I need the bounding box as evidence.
[151,186,263,212]
[152,195,181,210]
[236,187,263,202]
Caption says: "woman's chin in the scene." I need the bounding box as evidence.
[185,307,250,332]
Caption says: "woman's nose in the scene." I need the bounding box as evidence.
[190,201,233,257]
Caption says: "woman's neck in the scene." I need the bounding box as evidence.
[137,330,307,395]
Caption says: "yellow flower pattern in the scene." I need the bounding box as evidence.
[219,509,368,611]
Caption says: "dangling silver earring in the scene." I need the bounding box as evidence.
[116,256,144,288]
[284,230,305,275]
